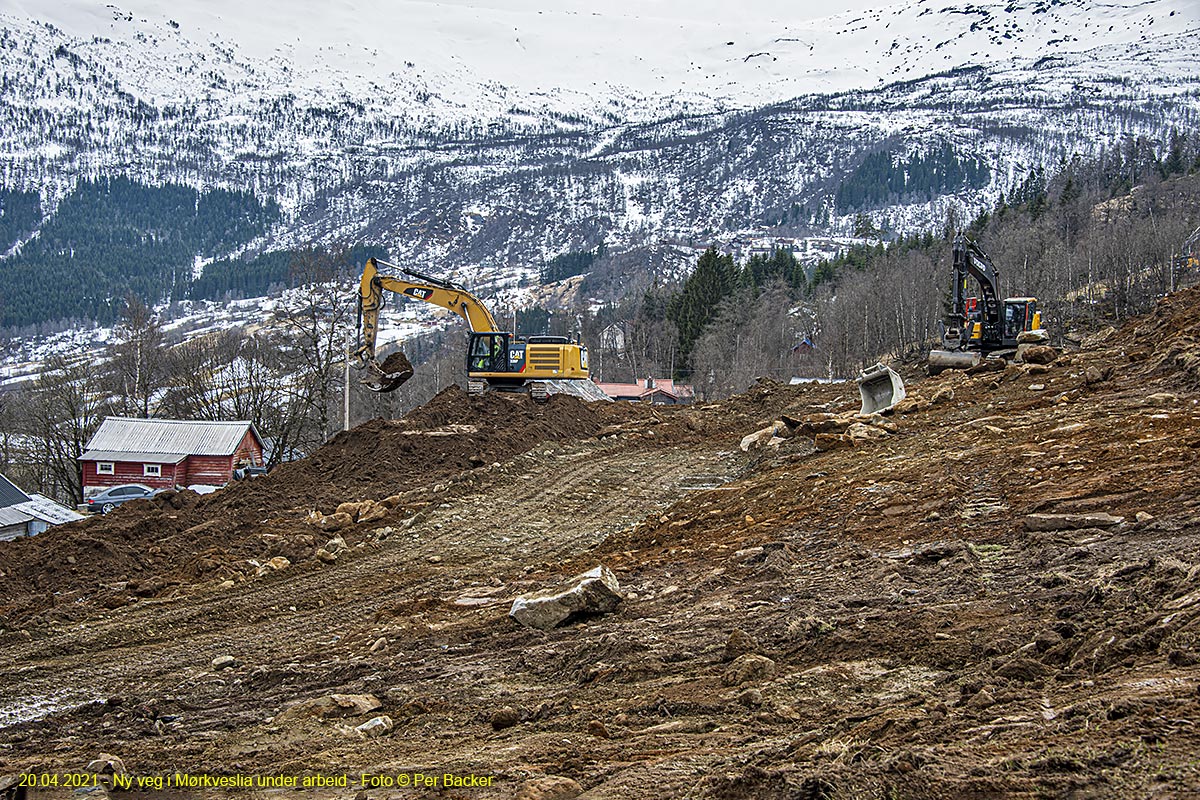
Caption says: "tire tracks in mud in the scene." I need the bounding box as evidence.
[0,436,751,759]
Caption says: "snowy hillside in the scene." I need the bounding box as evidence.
[5,0,1197,121]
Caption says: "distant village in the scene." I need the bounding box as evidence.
[715,234,871,267]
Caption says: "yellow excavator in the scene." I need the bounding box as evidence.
[351,257,592,402]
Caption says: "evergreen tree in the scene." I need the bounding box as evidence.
[668,247,738,374]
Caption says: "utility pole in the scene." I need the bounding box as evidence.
[343,324,351,431]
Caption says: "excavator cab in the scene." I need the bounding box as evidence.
[467,333,511,374]
[964,297,983,342]
[1003,298,1040,342]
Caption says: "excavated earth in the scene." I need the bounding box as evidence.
[3,287,1200,798]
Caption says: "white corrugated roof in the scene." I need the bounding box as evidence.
[13,495,84,525]
[78,450,188,464]
[0,506,33,527]
[82,417,260,459]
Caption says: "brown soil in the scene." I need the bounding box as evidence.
[378,351,414,379]
[3,288,1200,798]
[0,387,744,625]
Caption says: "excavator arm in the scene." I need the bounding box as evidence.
[351,257,501,392]
[948,235,1002,346]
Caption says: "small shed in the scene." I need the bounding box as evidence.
[0,473,84,540]
[80,417,265,496]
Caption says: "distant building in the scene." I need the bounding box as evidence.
[723,236,804,265]
[0,473,84,540]
[599,323,627,354]
[80,417,265,496]
[595,377,695,405]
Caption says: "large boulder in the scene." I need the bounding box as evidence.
[1024,512,1125,532]
[796,413,853,437]
[510,566,624,630]
[739,425,779,451]
[846,422,889,441]
[722,654,777,686]
[355,715,394,738]
[1017,344,1058,365]
[1017,328,1050,344]
[317,512,353,532]
[814,433,854,452]
[278,693,382,721]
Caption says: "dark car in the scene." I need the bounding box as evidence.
[86,484,158,514]
[233,466,269,480]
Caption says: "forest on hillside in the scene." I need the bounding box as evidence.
[577,132,1200,397]
[0,178,280,332]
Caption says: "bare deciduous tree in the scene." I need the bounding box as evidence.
[18,356,110,503]
[107,295,168,418]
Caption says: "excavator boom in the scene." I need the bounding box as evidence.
[350,257,494,393]
[351,257,504,391]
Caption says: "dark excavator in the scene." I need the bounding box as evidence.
[928,235,1042,374]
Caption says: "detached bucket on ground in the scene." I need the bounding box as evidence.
[857,363,906,415]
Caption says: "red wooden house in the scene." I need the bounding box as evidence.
[595,377,695,405]
[80,417,265,496]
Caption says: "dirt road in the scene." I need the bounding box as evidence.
[3,288,1200,798]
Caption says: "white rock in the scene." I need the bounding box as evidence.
[86,753,126,775]
[846,422,888,440]
[356,715,394,738]
[510,566,624,630]
[1024,512,1125,531]
[739,426,777,451]
[1017,328,1050,344]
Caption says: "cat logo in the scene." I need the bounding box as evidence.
[405,287,433,300]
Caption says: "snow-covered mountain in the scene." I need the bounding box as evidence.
[6,0,1196,122]
[0,0,1197,321]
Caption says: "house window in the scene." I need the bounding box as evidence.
[144,464,162,478]
[97,462,114,475]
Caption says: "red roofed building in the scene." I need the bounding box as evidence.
[594,377,695,405]
[80,417,265,496]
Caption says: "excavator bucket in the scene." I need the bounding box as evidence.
[857,362,906,415]
[927,348,981,375]
[361,351,415,393]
